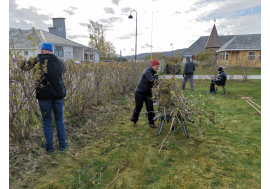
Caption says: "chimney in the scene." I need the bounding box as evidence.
[48,18,66,39]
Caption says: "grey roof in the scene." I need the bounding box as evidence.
[9,27,99,53]
[216,34,261,52]
[9,28,43,49]
[41,30,88,48]
[183,35,236,56]
[85,47,100,55]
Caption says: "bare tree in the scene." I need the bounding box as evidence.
[105,41,116,58]
[88,20,107,59]
[88,20,117,60]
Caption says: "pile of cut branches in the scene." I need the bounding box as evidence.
[152,76,215,138]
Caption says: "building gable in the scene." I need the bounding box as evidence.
[205,24,222,49]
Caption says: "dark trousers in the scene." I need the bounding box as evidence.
[131,92,155,124]
[182,74,194,90]
[210,81,222,92]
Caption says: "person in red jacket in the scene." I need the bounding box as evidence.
[131,59,160,128]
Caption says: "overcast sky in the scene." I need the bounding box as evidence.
[9,0,261,56]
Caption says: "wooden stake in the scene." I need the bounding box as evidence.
[246,100,261,114]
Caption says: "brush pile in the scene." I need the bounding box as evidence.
[152,76,215,135]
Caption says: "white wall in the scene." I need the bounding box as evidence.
[10,48,38,60]
[63,46,73,59]
[73,47,84,61]
[94,52,99,63]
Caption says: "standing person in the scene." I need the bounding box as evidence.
[208,67,227,94]
[131,58,160,128]
[23,42,68,153]
[182,57,195,91]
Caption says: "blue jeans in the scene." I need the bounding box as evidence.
[38,99,67,150]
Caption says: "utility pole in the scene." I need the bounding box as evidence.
[120,50,122,63]
[151,11,153,60]
[170,43,173,56]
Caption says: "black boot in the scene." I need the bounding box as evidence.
[149,123,157,128]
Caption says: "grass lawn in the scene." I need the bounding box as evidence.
[9,79,261,189]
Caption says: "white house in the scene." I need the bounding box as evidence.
[9,18,100,63]
[84,48,100,63]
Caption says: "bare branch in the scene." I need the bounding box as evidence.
[106,160,129,188]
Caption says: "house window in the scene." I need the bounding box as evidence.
[24,51,28,56]
[219,53,228,60]
[258,51,261,61]
[236,51,239,60]
[219,54,223,60]
[90,54,93,60]
[247,51,256,61]
[54,46,64,57]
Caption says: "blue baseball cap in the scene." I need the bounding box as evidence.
[41,42,53,52]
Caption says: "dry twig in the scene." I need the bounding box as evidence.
[106,160,129,188]
[158,117,175,155]
[79,165,107,189]
[193,97,214,105]
[79,161,93,181]
[166,115,183,143]
[221,116,229,128]
[190,122,203,138]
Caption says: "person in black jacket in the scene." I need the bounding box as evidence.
[131,58,160,128]
[208,67,227,94]
[182,57,195,91]
[23,42,68,153]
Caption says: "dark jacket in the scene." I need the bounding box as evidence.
[214,71,227,85]
[25,54,66,100]
[183,60,195,75]
[135,67,158,94]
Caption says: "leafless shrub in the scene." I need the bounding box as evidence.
[195,50,219,80]
[164,56,182,75]
[205,55,219,80]
[225,59,238,80]
[9,45,46,143]
[237,57,258,81]
[224,57,260,80]
[9,44,149,142]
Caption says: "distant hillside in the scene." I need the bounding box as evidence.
[123,48,187,60]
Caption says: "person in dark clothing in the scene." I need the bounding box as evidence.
[131,58,160,128]
[23,42,68,153]
[182,57,195,91]
[208,67,227,94]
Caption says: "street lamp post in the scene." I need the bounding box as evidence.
[128,10,137,63]
[170,43,173,56]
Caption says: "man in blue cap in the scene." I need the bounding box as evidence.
[23,42,68,153]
